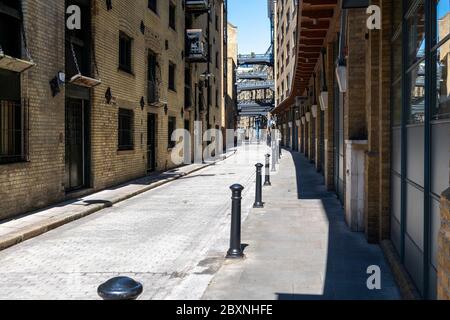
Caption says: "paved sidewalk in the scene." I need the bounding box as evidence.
[0,150,236,252]
[0,144,269,299]
[203,150,402,300]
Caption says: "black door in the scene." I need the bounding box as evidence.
[65,99,85,191]
[147,113,156,172]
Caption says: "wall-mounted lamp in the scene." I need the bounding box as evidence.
[49,71,65,97]
[105,87,112,104]
[306,111,311,123]
[140,96,145,110]
[49,77,60,97]
[312,73,318,118]
[181,107,184,117]
[140,21,145,35]
[164,104,168,115]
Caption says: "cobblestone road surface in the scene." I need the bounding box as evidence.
[0,144,269,299]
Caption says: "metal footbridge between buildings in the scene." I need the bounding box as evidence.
[237,80,275,93]
[236,71,269,80]
[237,53,273,66]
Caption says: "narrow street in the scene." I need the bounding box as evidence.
[0,144,400,300]
[0,144,267,300]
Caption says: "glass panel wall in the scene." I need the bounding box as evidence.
[390,0,450,299]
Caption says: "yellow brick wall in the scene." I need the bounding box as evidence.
[90,0,186,189]
[0,0,66,220]
[438,189,450,300]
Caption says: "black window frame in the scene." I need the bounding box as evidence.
[168,61,176,92]
[167,116,177,149]
[0,98,27,164]
[148,0,157,13]
[147,51,158,103]
[118,108,134,151]
[0,0,22,59]
[119,31,133,74]
[169,2,176,31]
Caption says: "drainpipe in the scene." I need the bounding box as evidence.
[336,9,348,93]
[337,9,347,66]
[206,1,211,129]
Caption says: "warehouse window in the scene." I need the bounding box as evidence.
[0,0,22,59]
[0,99,26,164]
[118,108,134,150]
[169,61,176,91]
[148,0,157,13]
[169,2,176,30]
[119,32,132,73]
[168,116,176,149]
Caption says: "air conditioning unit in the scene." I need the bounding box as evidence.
[186,29,207,63]
[185,0,209,13]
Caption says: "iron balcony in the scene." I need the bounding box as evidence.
[186,29,208,63]
[185,0,209,13]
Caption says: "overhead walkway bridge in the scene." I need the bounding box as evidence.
[237,53,273,66]
[237,80,275,93]
[236,71,269,80]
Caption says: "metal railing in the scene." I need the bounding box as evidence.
[237,80,275,92]
[0,100,28,164]
[237,72,268,80]
[237,53,273,66]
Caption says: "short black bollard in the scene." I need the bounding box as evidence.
[227,184,245,259]
[264,154,271,186]
[97,276,143,300]
[279,141,282,158]
[253,163,264,208]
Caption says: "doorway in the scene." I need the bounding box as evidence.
[147,113,157,172]
[65,98,89,191]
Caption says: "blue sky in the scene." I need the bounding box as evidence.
[228,0,271,55]
[438,0,450,18]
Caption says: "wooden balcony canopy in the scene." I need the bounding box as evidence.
[273,0,338,115]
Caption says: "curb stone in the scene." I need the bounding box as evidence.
[0,150,237,252]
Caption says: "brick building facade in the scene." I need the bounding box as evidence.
[0,0,66,220]
[0,0,228,221]
[273,0,450,300]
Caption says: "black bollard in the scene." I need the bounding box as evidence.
[264,154,271,186]
[253,163,264,208]
[227,184,245,259]
[97,277,143,300]
[279,141,282,158]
